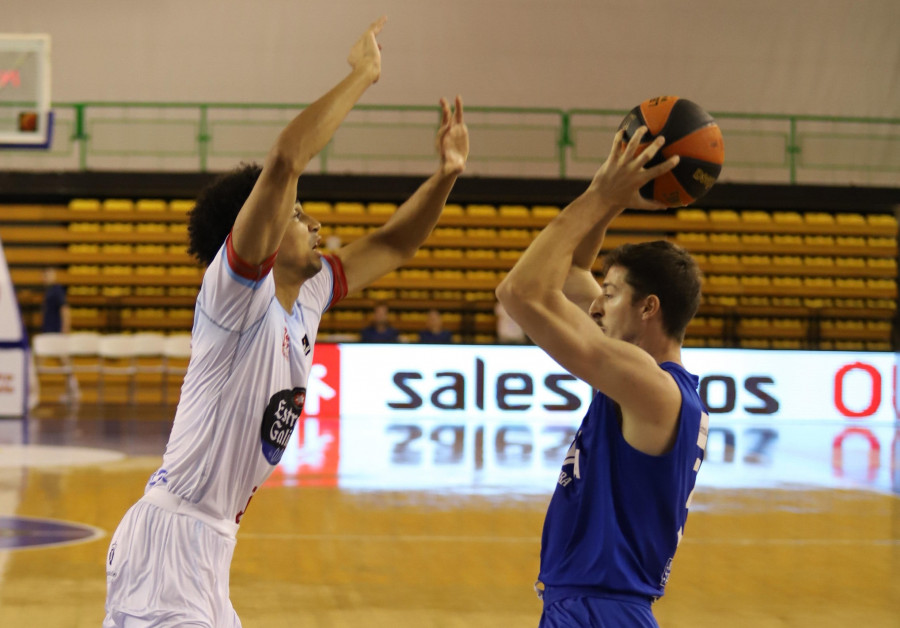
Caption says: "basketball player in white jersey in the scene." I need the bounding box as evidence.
[104,17,469,627]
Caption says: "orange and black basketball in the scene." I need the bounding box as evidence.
[618,96,724,207]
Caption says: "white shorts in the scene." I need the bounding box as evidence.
[103,492,241,628]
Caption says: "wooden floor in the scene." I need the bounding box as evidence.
[0,404,897,627]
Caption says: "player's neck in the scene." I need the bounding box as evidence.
[274,279,303,314]
[637,331,683,367]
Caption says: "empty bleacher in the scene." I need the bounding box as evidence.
[2,199,896,350]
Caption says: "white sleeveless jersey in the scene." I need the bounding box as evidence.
[146,233,347,526]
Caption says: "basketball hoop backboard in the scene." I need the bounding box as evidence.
[0,34,51,148]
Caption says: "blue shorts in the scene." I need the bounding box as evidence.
[539,587,658,628]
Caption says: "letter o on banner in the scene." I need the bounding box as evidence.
[834,362,882,418]
[832,427,880,481]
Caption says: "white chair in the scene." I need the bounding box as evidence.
[162,334,192,405]
[98,334,138,404]
[67,332,102,402]
[132,332,166,403]
[32,333,77,403]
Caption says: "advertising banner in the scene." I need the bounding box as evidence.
[277,344,899,495]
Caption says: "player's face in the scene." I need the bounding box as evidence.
[590,265,644,343]
[277,203,322,277]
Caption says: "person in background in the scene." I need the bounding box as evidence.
[418,308,453,343]
[41,267,70,334]
[495,300,527,344]
[360,302,400,343]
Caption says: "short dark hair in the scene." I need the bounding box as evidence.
[187,163,263,266]
[602,240,702,341]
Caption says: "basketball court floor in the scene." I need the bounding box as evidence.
[0,402,897,627]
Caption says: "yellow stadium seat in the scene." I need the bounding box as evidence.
[674,232,708,243]
[867,214,897,227]
[302,201,332,215]
[169,200,195,213]
[772,211,803,224]
[499,205,529,218]
[69,198,101,211]
[136,223,167,233]
[803,256,833,267]
[740,211,771,223]
[367,202,397,215]
[102,198,134,212]
[466,204,498,217]
[835,236,866,247]
[835,213,865,226]
[136,199,167,212]
[335,202,365,215]
[772,234,802,246]
[441,204,465,216]
[804,212,834,225]
[803,235,834,246]
[102,222,134,233]
[676,209,707,221]
[432,248,463,259]
[532,205,560,219]
[709,210,739,222]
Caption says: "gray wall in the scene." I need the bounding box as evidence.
[5,0,900,116]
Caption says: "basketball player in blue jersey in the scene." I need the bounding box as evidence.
[104,16,469,627]
[497,129,708,627]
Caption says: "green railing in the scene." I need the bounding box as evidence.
[1,101,899,185]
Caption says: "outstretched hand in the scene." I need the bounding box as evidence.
[348,16,386,83]
[437,95,469,176]
[588,126,679,212]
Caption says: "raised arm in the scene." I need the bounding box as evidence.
[496,129,679,424]
[562,219,611,313]
[334,96,469,295]
[231,17,386,266]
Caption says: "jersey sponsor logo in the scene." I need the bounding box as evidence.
[558,430,582,487]
[268,344,342,486]
[147,468,168,487]
[282,326,290,359]
[261,387,306,465]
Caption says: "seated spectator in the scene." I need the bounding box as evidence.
[495,301,527,344]
[418,308,453,344]
[360,303,400,343]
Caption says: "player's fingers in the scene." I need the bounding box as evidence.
[622,126,648,162]
[454,95,464,124]
[607,129,625,162]
[370,15,387,35]
[636,136,666,167]
[439,98,451,128]
[641,155,680,183]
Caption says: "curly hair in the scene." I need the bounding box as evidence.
[602,240,702,342]
[187,163,263,266]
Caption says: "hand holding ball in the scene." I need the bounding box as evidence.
[618,96,724,207]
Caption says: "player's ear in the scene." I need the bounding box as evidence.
[641,294,660,320]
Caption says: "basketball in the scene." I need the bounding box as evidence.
[618,96,724,207]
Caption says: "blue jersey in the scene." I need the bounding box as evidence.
[538,361,708,601]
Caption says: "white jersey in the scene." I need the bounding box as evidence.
[147,233,347,527]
